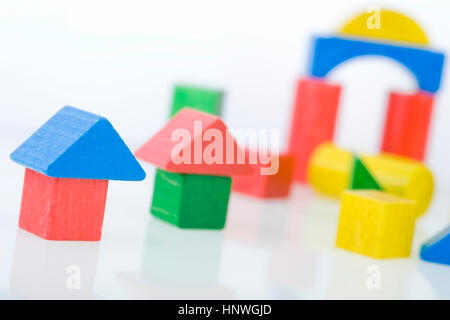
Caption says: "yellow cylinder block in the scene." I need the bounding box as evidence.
[307,143,434,216]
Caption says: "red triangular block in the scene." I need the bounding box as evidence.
[135,108,252,176]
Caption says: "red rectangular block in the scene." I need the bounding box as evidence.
[288,77,341,183]
[19,168,108,241]
[232,152,294,198]
[381,91,434,161]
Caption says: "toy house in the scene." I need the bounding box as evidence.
[135,108,251,229]
[10,106,146,241]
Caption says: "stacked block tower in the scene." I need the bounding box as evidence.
[10,106,145,241]
[135,108,251,229]
[288,9,444,183]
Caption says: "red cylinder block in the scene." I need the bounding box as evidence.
[288,77,341,183]
[381,91,434,161]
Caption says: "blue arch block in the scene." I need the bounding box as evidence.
[309,36,445,93]
[420,225,450,266]
[11,106,146,181]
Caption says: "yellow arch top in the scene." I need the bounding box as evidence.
[339,9,429,46]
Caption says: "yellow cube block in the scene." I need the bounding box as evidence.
[335,190,417,259]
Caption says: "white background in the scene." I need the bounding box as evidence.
[1,0,450,185]
[0,0,450,299]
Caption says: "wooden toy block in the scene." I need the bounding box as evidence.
[381,91,434,161]
[309,36,444,93]
[11,106,145,241]
[362,153,433,216]
[151,169,231,229]
[336,190,417,259]
[135,108,251,176]
[19,168,108,241]
[350,156,382,190]
[307,143,353,197]
[308,143,433,216]
[170,85,224,117]
[10,106,145,181]
[420,225,450,266]
[339,9,429,46]
[232,151,294,198]
[288,77,341,183]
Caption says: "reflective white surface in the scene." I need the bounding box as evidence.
[1,129,449,299]
[0,0,450,300]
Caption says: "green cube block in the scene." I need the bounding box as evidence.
[170,85,224,118]
[151,169,231,229]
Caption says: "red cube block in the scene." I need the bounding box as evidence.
[19,168,108,241]
[232,152,295,198]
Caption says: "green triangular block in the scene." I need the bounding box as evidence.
[350,156,383,190]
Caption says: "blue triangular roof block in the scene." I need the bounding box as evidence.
[420,225,450,266]
[11,106,146,181]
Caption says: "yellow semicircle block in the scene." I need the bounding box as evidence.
[339,9,429,46]
[307,143,433,216]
